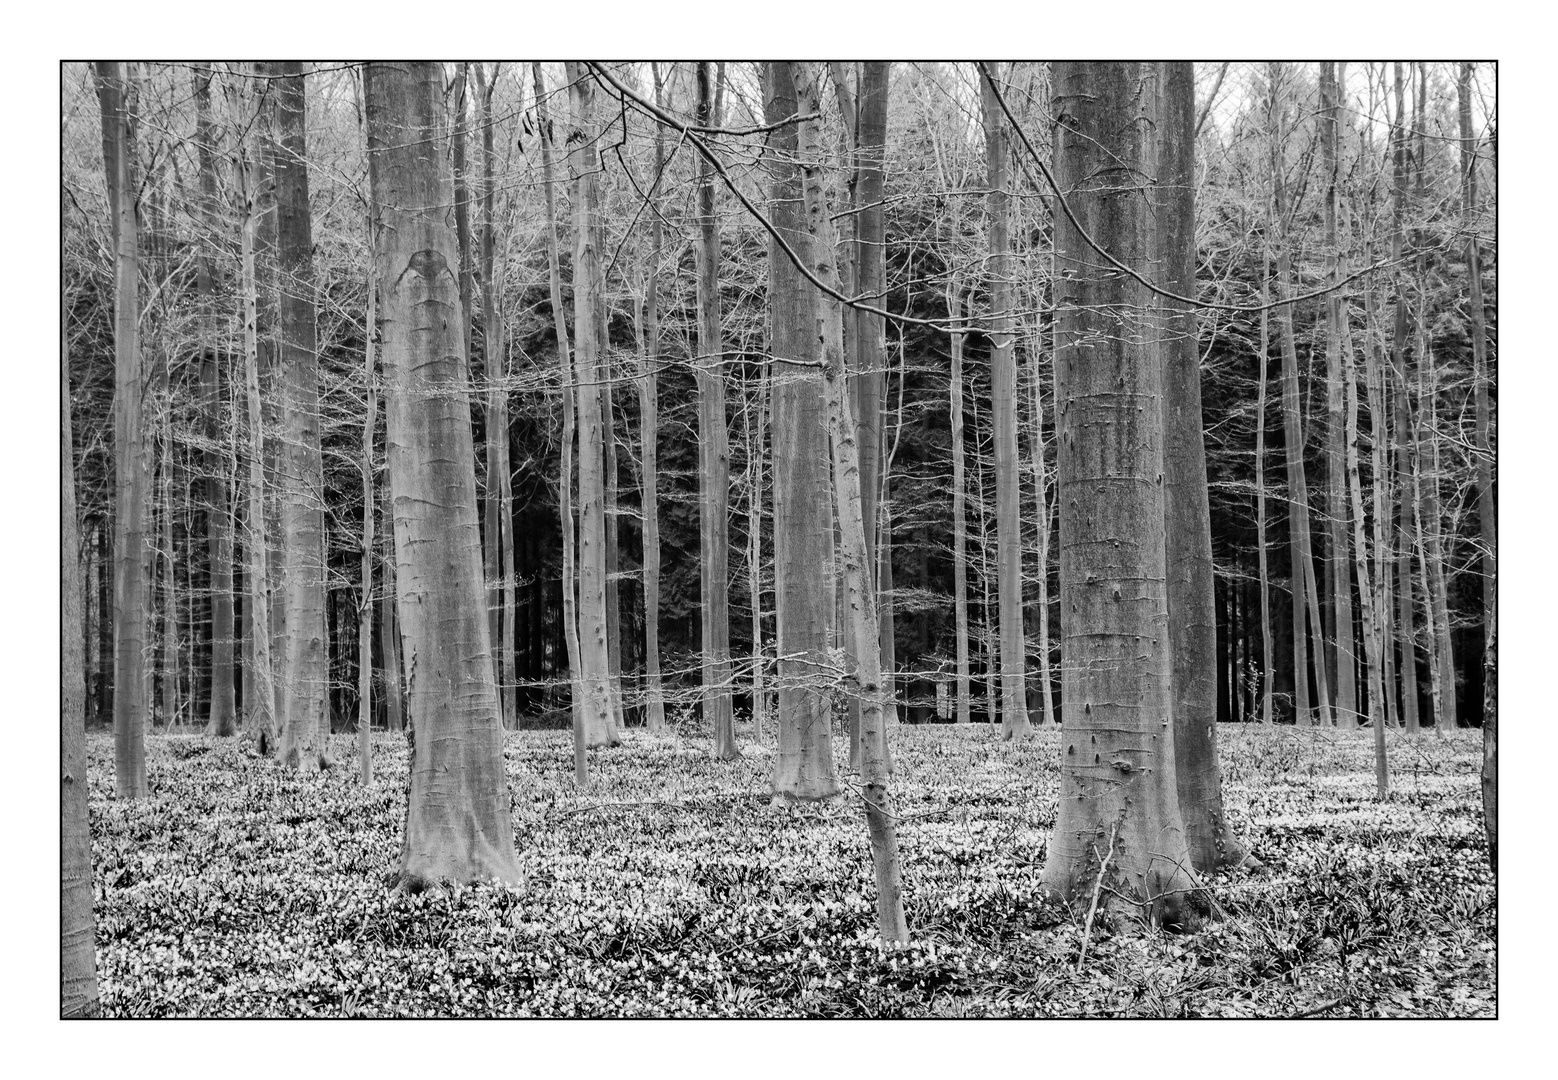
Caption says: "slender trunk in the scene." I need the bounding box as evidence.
[1158,63,1249,871]
[562,61,622,749]
[535,64,590,767]
[638,64,668,733]
[62,314,100,1017]
[97,62,148,797]
[365,61,521,888]
[794,62,907,943]
[1390,64,1421,735]
[1320,63,1358,727]
[948,283,972,725]
[1482,592,1496,868]
[693,63,737,760]
[764,62,841,800]
[273,62,327,771]
[1269,63,1334,728]
[1044,61,1199,926]
[1459,64,1495,725]
[380,535,403,733]
[1030,329,1055,728]
[979,63,1029,741]
[746,370,769,739]
[1362,277,1399,729]
[358,241,378,787]
[1256,230,1275,724]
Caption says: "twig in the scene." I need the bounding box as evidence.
[1076,821,1120,972]
[1286,994,1349,1019]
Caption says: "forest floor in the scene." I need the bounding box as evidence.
[85,721,1494,1017]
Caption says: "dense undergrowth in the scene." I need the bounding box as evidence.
[86,722,1493,1017]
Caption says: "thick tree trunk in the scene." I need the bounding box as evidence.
[695,62,738,760]
[365,61,521,888]
[97,62,148,798]
[948,283,972,725]
[194,67,238,736]
[1158,63,1249,872]
[380,539,403,734]
[562,61,623,750]
[62,320,100,1018]
[1043,61,1200,928]
[979,64,1029,741]
[794,62,907,942]
[532,63,590,763]
[638,63,668,733]
[1320,63,1358,727]
[765,61,840,801]
[272,62,328,772]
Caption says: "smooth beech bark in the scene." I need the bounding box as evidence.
[273,62,328,772]
[1158,63,1249,872]
[765,61,840,802]
[193,67,237,737]
[1319,63,1358,726]
[532,63,589,766]
[62,323,100,1018]
[96,62,148,798]
[979,63,1029,741]
[794,62,907,943]
[695,62,738,761]
[638,62,668,733]
[563,61,623,750]
[365,61,521,888]
[1389,64,1421,735]
[1255,233,1275,724]
[1043,62,1200,928]
[948,282,972,725]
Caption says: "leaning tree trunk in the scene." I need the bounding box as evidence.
[532,62,590,765]
[97,62,148,798]
[979,63,1029,742]
[1042,61,1200,928]
[794,62,907,942]
[562,61,623,750]
[62,319,100,1018]
[1157,62,1250,872]
[695,62,737,761]
[365,61,521,889]
[273,62,328,772]
[764,61,840,801]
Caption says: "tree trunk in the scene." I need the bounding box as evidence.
[694,62,738,760]
[365,61,522,889]
[532,63,590,765]
[1389,64,1421,735]
[1030,329,1055,728]
[272,62,328,771]
[1459,64,1495,729]
[764,61,840,801]
[193,66,237,737]
[62,317,100,1018]
[1158,63,1249,872]
[794,62,907,943]
[562,61,623,750]
[1482,592,1496,869]
[638,62,668,734]
[948,282,972,725]
[1269,63,1334,729]
[1320,63,1358,727]
[746,370,769,739]
[358,235,378,787]
[979,64,1029,741]
[1043,61,1200,928]
[1256,232,1275,724]
[380,536,403,734]
[96,62,148,798]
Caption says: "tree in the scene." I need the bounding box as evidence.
[1042,61,1199,927]
[793,61,907,942]
[192,65,237,737]
[764,60,841,802]
[696,62,738,761]
[636,62,669,734]
[563,61,624,751]
[978,63,1029,741]
[1157,62,1251,871]
[273,61,328,771]
[364,61,521,888]
[96,61,148,798]
[62,320,100,1018]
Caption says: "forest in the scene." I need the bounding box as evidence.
[61,60,1495,1019]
